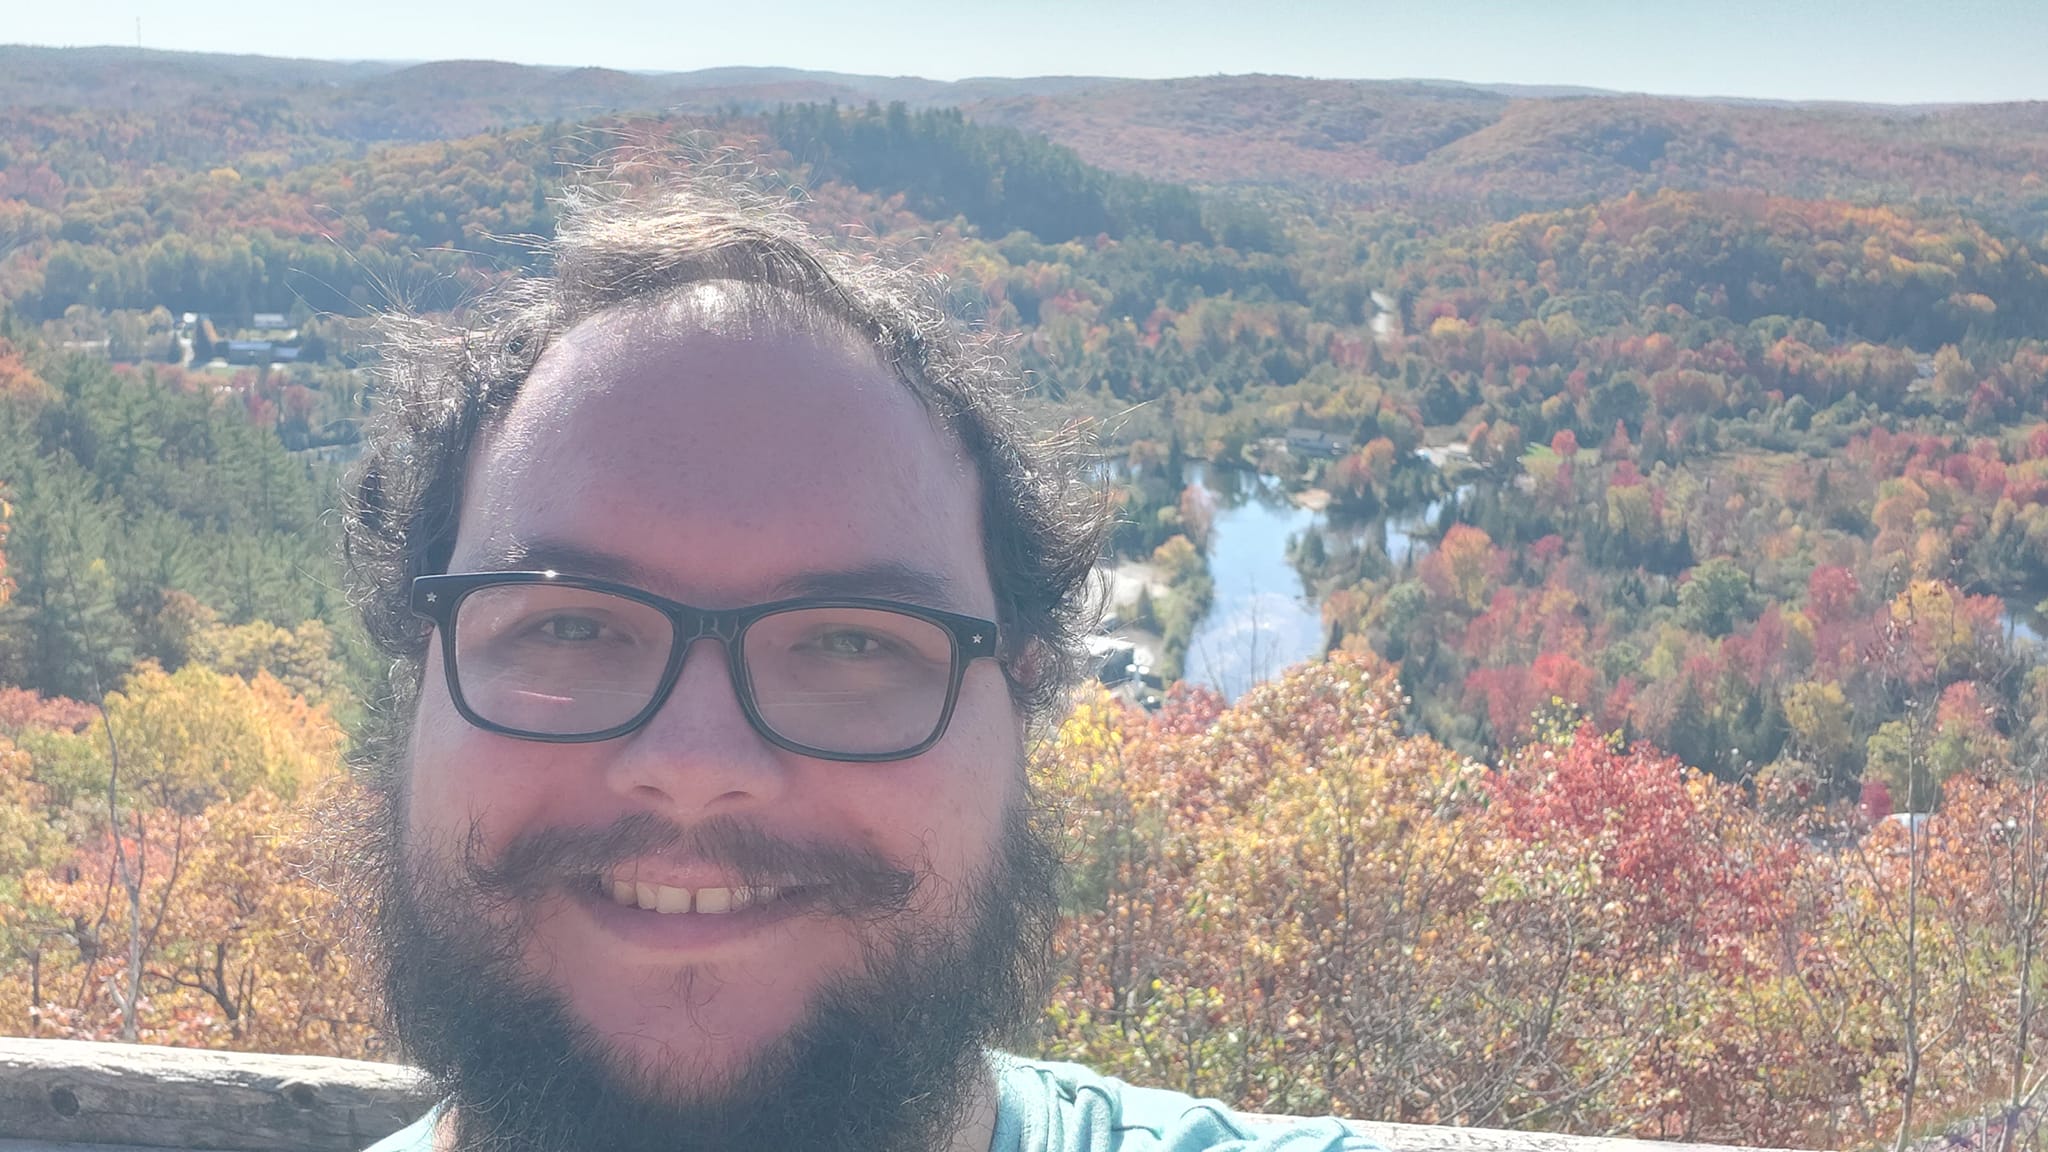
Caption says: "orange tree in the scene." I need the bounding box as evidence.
[0,662,382,1055]
[1034,653,1483,1118]
[1031,655,1879,1147]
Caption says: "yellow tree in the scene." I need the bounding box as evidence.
[1036,654,1487,1119]
[0,662,363,1049]
[0,735,63,1035]
[187,618,348,715]
[145,782,385,1056]
[1421,524,1503,615]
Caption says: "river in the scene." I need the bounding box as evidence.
[2007,603,2045,650]
[1174,467,2042,704]
[1176,464,1446,701]
[1179,466,1325,700]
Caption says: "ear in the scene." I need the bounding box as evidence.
[1004,636,1055,699]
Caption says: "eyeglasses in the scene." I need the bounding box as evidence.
[410,571,1002,762]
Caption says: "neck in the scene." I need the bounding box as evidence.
[947,1061,1000,1152]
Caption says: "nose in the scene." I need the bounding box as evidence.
[600,636,792,816]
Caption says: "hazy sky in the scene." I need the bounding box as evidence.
[8,0,2045,105]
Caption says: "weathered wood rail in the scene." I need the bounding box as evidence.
[0,1037,1813,1152]
[0,1039,431,1152]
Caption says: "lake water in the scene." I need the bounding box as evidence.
[1169,459,2043,704]
[2007,604,2045,649]
[1181,466,1328,700]
[1176,464,1455,701]
[1382,486,1469,567]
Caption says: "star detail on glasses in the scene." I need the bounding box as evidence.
[971,633,983,644]
[424,592,438,603]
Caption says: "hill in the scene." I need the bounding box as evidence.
[964,75,2048,221]
[4,46,2048,1150]
[0,47,1123,139]
[6,47,2047,228]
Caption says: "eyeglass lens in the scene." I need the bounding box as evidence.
[450,584,957,755]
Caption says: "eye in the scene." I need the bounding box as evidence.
[818,629,887,656]
[542,615,604,642]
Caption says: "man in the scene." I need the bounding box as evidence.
[343,179,1374,1152]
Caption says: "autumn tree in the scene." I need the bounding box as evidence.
[0,661,379,1054]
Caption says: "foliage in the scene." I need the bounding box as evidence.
[0,352,360,701]
[1036,657,2048,1149]
[0,660,379,1054]
[6,50,2048,1151]
[1146,534,1214,682]
[773,102,1209,246]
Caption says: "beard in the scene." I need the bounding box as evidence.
[359,785,1061,1152]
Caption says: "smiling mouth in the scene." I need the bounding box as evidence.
[592,876,814,916]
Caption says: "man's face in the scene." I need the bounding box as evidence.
[392,289,1036,1118]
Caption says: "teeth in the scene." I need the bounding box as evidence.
[604,877,785,915]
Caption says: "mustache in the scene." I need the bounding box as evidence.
[460,811,919,920]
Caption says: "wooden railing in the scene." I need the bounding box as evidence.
[0,1037,1812,1152]
[0,1039,431,1152]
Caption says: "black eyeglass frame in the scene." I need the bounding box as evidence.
[410,570,1003,762]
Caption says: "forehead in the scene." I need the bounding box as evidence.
[446,286,992,613]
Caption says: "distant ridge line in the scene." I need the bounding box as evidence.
[3,44,2029,111]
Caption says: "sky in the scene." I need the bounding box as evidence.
[6,0,2046,106]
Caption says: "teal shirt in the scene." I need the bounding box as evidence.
[365,1053,1377,1152]
[988,1055,1377,1151]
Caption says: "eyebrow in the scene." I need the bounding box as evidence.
[771,563,958,606]
[468,539,963,610]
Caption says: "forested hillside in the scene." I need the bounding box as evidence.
[2,46,2046,1149]
[969,76,2048,227]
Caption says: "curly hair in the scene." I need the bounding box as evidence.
[340,179,1108,788]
